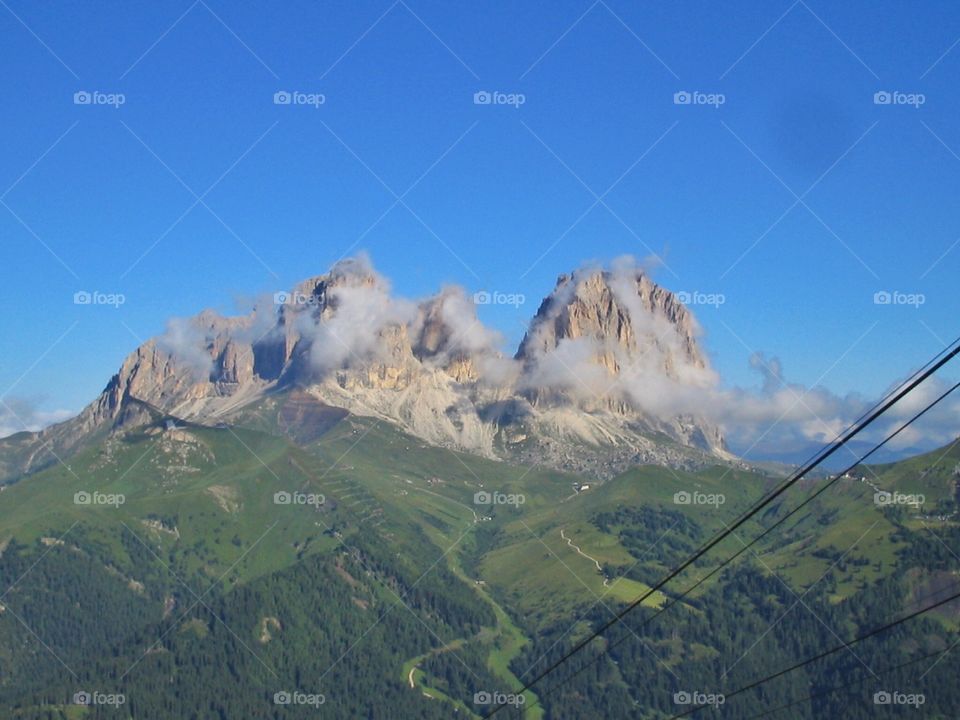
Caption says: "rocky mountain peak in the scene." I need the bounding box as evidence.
[409,288,489,382]
[0,260,731,484]
[517,267,705,381]
[289,258,378,314]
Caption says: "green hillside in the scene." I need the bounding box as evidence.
[1,400,959,718]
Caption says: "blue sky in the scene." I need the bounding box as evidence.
[1,0,959,437]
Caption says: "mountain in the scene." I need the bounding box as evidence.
[1,258,957,717]
[509,267,728,473]
[0,260,732,485]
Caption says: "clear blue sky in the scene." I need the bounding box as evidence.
[1,0,958,420]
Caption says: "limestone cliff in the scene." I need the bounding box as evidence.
[0,260,732,483]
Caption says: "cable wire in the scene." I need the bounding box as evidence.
[741,644,955,720]
[667,584,960,718]
[515,377,960,718]
[486,339,960,718]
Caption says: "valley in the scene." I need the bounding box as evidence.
[1,388,958,717]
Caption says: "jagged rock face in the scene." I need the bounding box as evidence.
[329,323,419,393]
[510,269,712,451]
[214,340,255,386]
[509,269,726,460]
[412,297,450,359]
[121,344,202,401]
[410,289,482,383]
[1,261,732,484]
[117,270,484,411]
[517,270,705,378]
[502,270,729,464]
[97,310,264,424]
[285,264,424,392]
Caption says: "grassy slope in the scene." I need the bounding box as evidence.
[0,424,350,586]
[2,394,957,715]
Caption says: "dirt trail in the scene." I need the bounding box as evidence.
[405,637,469,689]
[411,486,478,524]
[560,528,603,572]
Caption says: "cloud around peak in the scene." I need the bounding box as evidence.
[146,254,958,463]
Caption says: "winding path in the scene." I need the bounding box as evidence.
[560,528,603,572]
[398,484,542,718]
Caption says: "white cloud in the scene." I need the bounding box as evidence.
[511,256,959,461]
[156,316,213,380]
[0,398,75,438]
[298,257,417,374]
[434,286,503,357]
[23,253,958,462]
